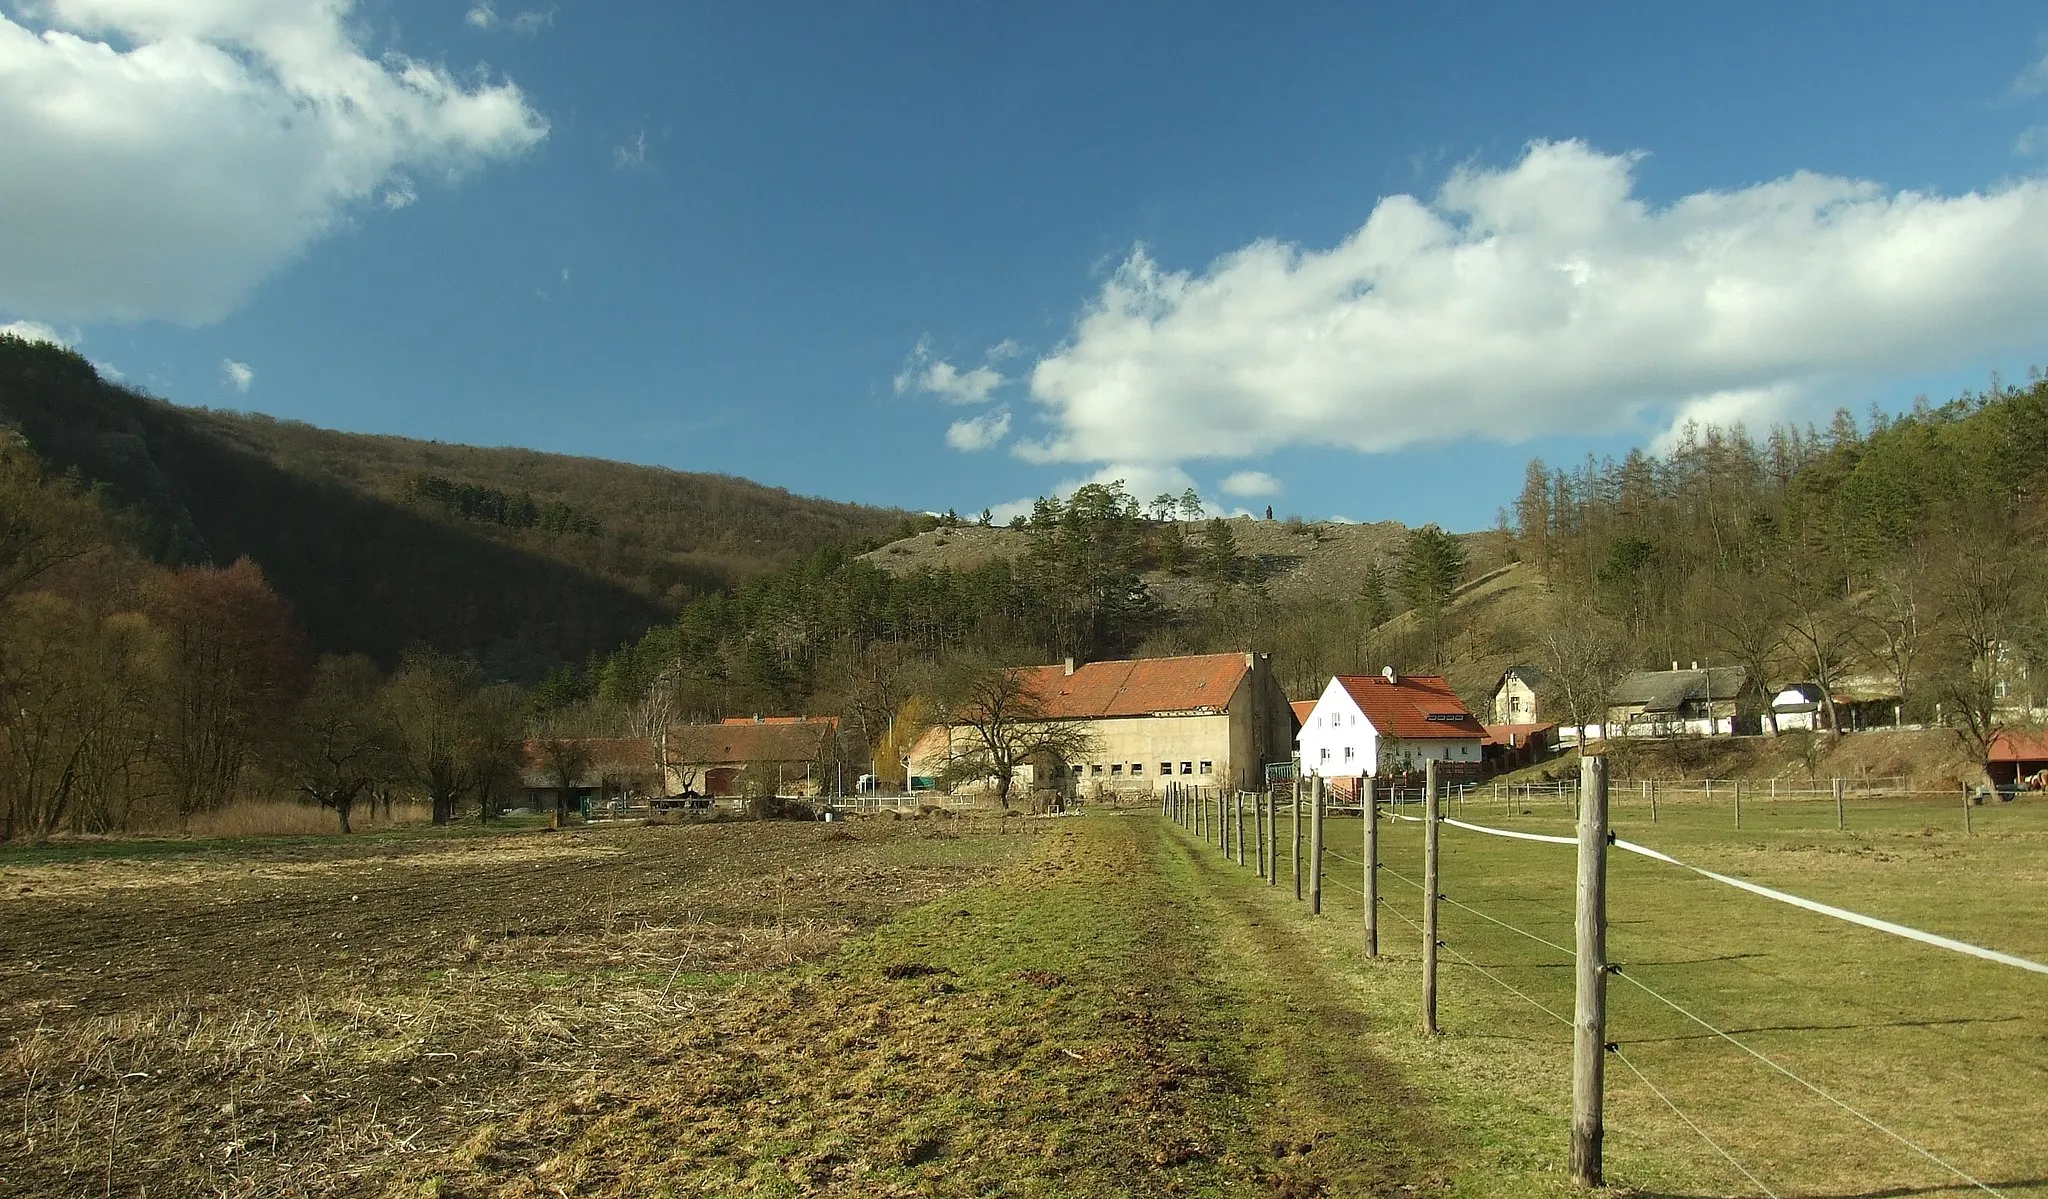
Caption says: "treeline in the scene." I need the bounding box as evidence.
[1511,378,2048,749]
[0,334,909,673]
[0,437,566,836]
[404,473,600,536]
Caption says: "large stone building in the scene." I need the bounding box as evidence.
[911,651,1293,798]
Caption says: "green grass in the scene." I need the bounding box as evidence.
[1239,793,2048,1197]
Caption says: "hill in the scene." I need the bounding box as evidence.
[0,335,910,676]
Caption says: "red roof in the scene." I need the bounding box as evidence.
[1290,700,1316,727]
[1988,730,2048,762]
[1020,653,1251,719]
[1482,722,1558,747]
[1336,673,1486,740]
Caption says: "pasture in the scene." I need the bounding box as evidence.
[1280,787,2048,1196]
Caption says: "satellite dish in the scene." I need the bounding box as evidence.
[1382,665,1397,683]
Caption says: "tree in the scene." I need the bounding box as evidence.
[1150,493,1177,522]
[384,649,479,825]
[287,655,399,833]
[1398,525,1467,614]
[1534,598,1629,745]
[1178,488,1204,522]
[1360,561,1393,630]
[926,663,1097,810]
[1199,518,1245,588]
[1705,578,1789,734]
[0,441,109,608]
[149,560,307,823]
[1926,533,2036,757]
[1858,560,1931,718]
[465,685,529,823]
[536,736,594,823]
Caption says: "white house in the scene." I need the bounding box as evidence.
[1769,683,1826,732]
[1297,669,1487,780]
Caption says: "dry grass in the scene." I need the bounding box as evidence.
[184,798,434,839]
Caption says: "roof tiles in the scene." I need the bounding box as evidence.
[1335,673,1486,740]
[1020,653,1250,719]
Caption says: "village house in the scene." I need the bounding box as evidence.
[1604,664,1746,738]
[1482,722,1557,774]
[520,737,661,813]
[1770,683,1828,732]
[1296,669,1487,785]
[910,651,1293,799]
[668,717,839,797]
[1488,665,1548,724]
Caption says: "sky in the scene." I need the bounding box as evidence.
[8,2,2048,530]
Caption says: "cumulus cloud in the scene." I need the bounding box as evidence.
[2014,47,2048,97]
[0,0,549,325]
[1219,470,1280,498]
[945,407,1012,452]
[222,359,254,392]
[509,8,555,35]
[0,319,67,346]
[1016,140,2048,466]
[465,3,496,29]
[894,337,1006,405]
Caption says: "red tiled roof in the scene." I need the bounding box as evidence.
[671,721,834,765]
[1019,653,1250,719]
[1988,730,2048,762]
[1482,722,1557,747]
[1336,673,1486,740]
[1290,700,1316,728]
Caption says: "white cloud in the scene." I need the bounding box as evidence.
[1015,140,2048,467]
[1219,470,1281,497]
[465,3,495,28]
[0,0,548,325]
[0,319,67,346]
[2014,47,2048,96]
[944,407,1011,452]
[2019,126,2048,158]
[614,131,647,169]
[893,337,1006,404]
[509,8,554,35]
[381,177,418,210]
[222,358,254,392]
[986,338,1023,361]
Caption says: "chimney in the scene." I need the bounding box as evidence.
[1691,661,1699,671]
[1063,657,1076,676]
[1246,651,1256,668]
[753,713,763,724]
[1671,661,1679,673]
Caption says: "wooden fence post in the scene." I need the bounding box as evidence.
[1834,777,1845,831]
[1964,782,1974,835]
[1649,778,1658,824]
[1267,783,1280,886]
[1423,759,1441,1036]
[1293,775,1304,900]
[1733,779,1742,830]
[1309,775,1326,914]
[1571,753,1610,1188]
[1364,776,1379,958]
[1235,791,1247,866]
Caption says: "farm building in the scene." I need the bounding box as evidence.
[1986,730,2048,789]
[1482,722,1558,773]
[1296,669,1487,785]
[910,652,1293,798]
[1770,683,1827,732]
[521,737,662,813]
[668,718,839,797]
[1605,664,1746,738]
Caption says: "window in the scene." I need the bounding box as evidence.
[1199,760,1213,775]
[1344,745,1355,761]
[1510,695,1523,715]
[1160,762,1173,776]
[1091,764,1103,776]
[1111,763,1123,776]
[1180,761,1193,775]
[1319,747,1330,762]
[1131,763,1144,776]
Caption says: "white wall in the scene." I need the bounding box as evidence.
[1298,678,1379,775]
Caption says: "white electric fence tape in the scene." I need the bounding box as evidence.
[1611,837,2048,977]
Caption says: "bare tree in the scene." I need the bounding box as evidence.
[1533,599,1629,746]
[1857,558,1931,718]
[926,663,1097,810]
[287,655,400,833]
[537,736,594,823]
[631,658,684,795]
[1706,578,1789,733]
[1927,534,2037,758]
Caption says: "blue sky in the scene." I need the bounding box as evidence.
[7,2,2048,530]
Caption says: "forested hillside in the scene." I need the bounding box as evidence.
[0,335,909,673]
[1510,379,2048,750]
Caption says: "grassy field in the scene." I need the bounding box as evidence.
[1241,788,2048,1197]
[5,800,2039,1196]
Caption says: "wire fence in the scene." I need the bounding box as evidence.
[1157,773,2047,1197]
